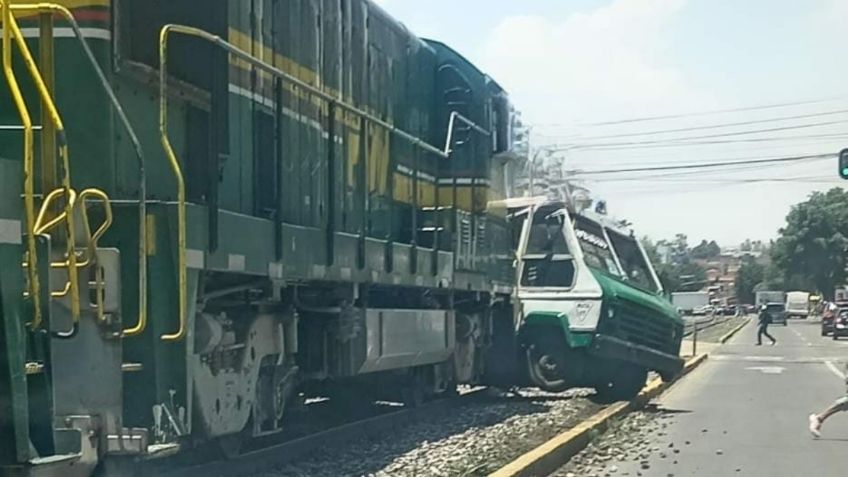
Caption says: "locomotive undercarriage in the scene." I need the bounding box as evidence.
[187,272,502,449]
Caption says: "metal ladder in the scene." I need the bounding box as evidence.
[3,2,149,338]
[2,1,113,338]
[1,2,154,471]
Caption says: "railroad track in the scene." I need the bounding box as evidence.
[156,388,487,477]
[142,318,725,477]
[682,314,738,337]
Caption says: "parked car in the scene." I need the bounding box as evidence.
[822,301,848,336]
[834,309,848,340]
[764,303,787,326]
[822,311,835,336]
[692,305,712,316]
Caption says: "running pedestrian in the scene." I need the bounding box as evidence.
[808,362,848,437]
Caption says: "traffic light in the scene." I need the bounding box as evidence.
[840,148,848,179]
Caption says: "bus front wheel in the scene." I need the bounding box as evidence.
[526,332,570,393]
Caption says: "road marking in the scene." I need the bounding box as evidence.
[825,360,846,380]
[790,327,810,344]
[741,355,785,361]
[745,366,786,374]
[712,355,847,364]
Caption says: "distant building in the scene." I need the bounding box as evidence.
[695,249,752,304]
[655,243,672,265]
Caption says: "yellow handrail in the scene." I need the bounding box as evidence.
[5,4,80,327]
[34,188,76,235]
[158,26,188,342]
[2,1,42,329]
[77,188,113,323]
[27,188,112,304]
[78,189,113,254]
[12,3,148,337]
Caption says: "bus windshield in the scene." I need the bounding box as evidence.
[606,229,661,293]
[573,215,621,277]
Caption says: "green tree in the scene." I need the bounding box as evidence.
[770,188,848,299]
[671,233,689,264]
[691,239,721,259]
[668,261,708,292]
[735,256,764,304]
[643,235,708,292]
[642,234,707,293]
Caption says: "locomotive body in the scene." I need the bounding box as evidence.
[0,1,518,473]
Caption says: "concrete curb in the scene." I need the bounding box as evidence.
[490,354,708,477]
[718,317,750,344]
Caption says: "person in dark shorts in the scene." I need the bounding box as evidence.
[756,304,777,346]
[809,362,848,437]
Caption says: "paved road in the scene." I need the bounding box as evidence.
[604,317,848,476]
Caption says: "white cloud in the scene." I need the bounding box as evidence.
[808,0,848,27]
[480,0,712,124]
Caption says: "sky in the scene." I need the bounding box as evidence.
[373,0,848,247]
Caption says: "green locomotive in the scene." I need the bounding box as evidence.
[0,1,681,475]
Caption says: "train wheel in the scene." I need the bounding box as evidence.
[217,426,249,459]
[401,371,427,408]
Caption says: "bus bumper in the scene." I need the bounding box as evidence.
[589,334,684,380]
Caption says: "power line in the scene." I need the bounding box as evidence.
[550,120,848,152]
[566,149,835,171]
[605,178,839,197]
[533,96,846,128]
[571,154,835,180]
[571,153,836,176]
[561,132,848,152]
[534,108,848,141]
[563,138,847,163]
[588,175,835,184]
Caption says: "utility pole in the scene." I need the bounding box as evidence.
[525,126,539,197]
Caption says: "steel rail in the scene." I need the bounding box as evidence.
[682,314,736,337]
[158,388,488,477]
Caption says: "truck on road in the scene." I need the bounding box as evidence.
[672,291,710,315]
[756,290,786,307]
[785,291,811,319]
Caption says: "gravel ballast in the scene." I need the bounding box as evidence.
[551,404,681,477]
[256,388,603,477]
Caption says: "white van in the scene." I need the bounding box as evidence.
[785,291,810,319]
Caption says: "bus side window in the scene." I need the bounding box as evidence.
[521,259,575,288]
[520,211,575,288]
[526,215,569,254]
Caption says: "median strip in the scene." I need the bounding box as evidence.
[490,353,708,477]
[718,317,750,343]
